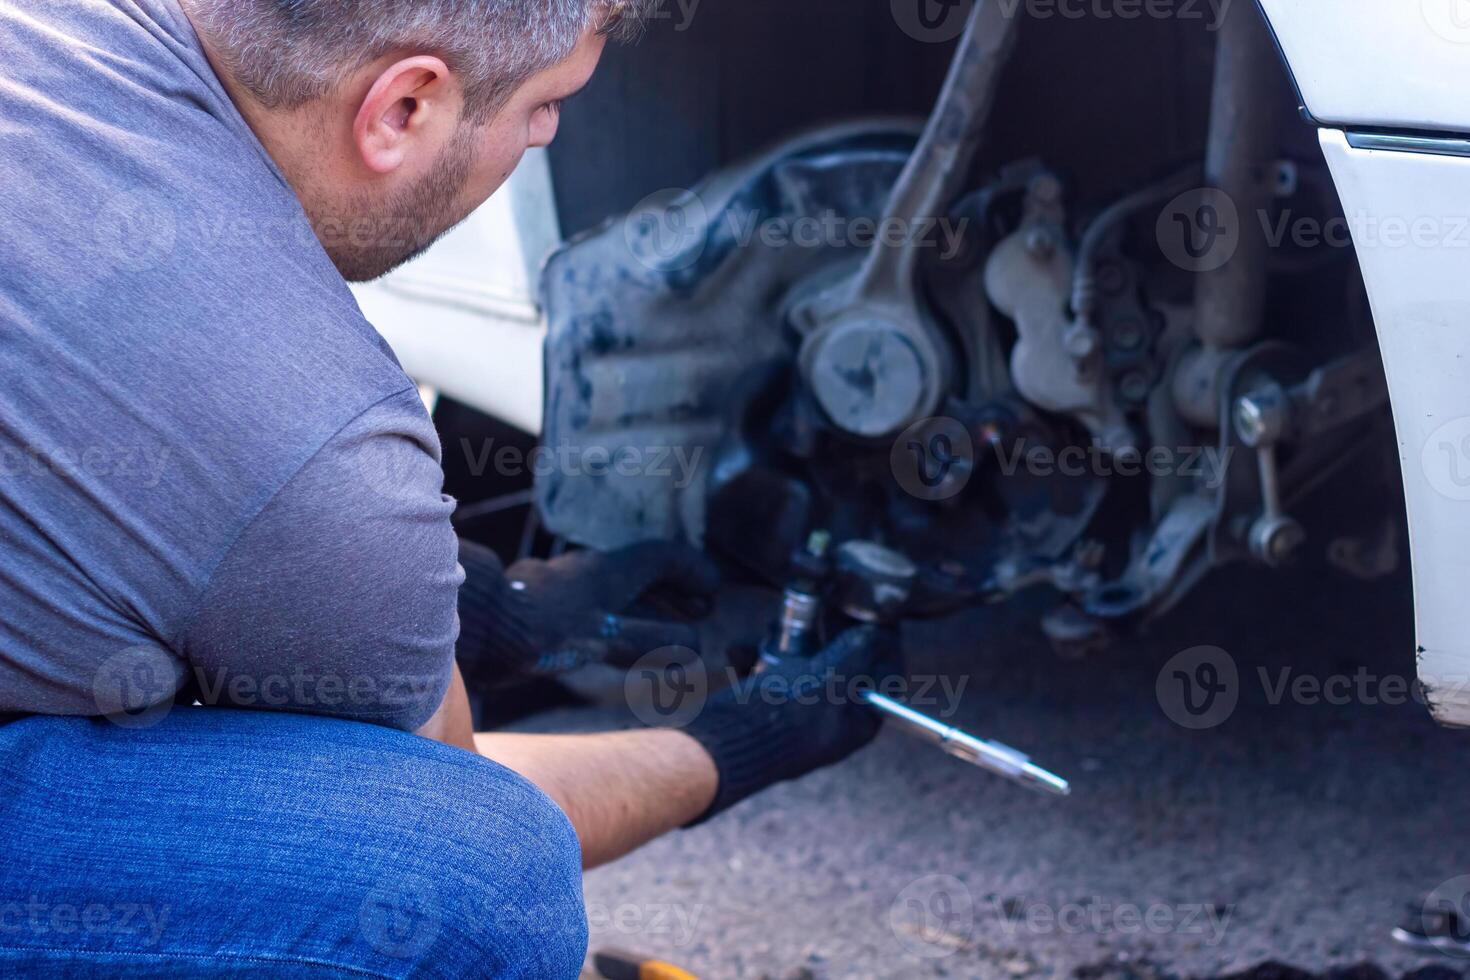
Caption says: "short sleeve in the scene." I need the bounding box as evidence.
[177,388,464,732]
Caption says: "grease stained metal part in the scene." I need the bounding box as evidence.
[540,125,921,551]
[537,0,1395,651]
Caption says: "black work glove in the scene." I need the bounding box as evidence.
[679,626,902,824]
[456,539,721,690]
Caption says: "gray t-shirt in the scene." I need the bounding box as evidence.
[0,0,461,730]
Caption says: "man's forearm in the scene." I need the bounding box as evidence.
[418,666,717,867]
[473,729,718,869]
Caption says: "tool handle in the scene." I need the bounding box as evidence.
[594,949,700,980]
[859,690,1071,797]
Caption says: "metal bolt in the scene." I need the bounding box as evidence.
[1233,382,1289,448]
[1249,514,1305,566]
[1064,323,1099,361]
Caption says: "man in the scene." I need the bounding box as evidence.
[0,0,896,976]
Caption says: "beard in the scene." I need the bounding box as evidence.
[316,128,479,283]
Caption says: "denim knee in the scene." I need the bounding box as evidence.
[356,753,588,980]
[0,711,588,979]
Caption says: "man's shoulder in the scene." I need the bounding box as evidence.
[0,0,421,477]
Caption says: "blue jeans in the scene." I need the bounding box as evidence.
[0,707,588,978]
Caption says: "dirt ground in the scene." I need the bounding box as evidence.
[526,554,1470,980]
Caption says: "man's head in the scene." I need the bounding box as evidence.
[182,0,648,281]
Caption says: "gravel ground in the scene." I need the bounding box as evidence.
[523,556,1470,980]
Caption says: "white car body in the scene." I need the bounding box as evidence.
[354,1,1470,727]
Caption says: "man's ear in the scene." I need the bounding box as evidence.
[352,55,460,175]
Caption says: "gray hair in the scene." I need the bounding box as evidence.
[183,0,649,121]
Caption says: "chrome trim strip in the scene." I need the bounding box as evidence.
[1346,132,1470,158]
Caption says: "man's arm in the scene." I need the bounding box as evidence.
[421,629,896,869]
[417,663,717,868]
[180,391,461,733]
[474,729,717,869]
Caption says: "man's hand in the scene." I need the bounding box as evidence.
[456,539,721,690]
[678,626,901,823]
[470,628,900,866]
